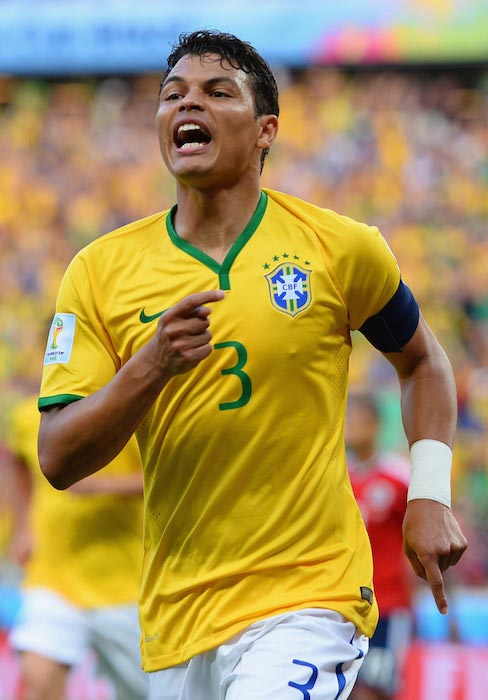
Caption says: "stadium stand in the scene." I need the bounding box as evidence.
[0,64,487,698]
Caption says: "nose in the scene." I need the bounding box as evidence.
[178,89,204,112]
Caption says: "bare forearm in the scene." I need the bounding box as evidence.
[386,316,466,613]
[39,347,167,489]
[399,343,457,448]
[39,289,224,489]
[385,316,457,448]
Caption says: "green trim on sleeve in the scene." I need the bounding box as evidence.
[38,394,84,410]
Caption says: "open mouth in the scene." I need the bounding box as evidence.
[175,123,212,150]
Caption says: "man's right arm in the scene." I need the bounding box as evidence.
[39,290,225,489]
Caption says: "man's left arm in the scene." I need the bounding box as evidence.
[384,313,467,615]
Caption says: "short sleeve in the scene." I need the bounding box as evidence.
[39,254,119,409]
[339,223,401,331]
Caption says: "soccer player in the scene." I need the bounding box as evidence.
[37,29,467,700]
[346,392,414,700]
[6,394,148,700]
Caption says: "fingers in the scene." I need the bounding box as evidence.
[162,290,226,322]
[154,290,225,376]
[406,542,463,615]
[404,520,468,616]
[422,557,449,615]
[448,543,467,568]
[164,316,212,343]
[403,500,468,615]
[447,526,468,567]
[405,545,449,615]
[405,546,427,581]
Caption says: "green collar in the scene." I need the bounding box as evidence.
[165,191,268,290]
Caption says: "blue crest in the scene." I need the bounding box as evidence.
[265,263,312,317]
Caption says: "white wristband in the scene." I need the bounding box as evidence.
[408,439,452,507]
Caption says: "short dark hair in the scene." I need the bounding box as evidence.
[164,29,279,118]
[162,29,280,167]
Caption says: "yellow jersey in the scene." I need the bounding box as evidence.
[40,188,401,670]
[0,442,14,557]
[10,394,143,609]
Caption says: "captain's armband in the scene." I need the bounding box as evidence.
[359,280,419,352]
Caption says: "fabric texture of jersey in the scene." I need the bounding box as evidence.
[39,188,402,671]
[9,395,143,608]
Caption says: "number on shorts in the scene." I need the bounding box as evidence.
[288,659,318,699]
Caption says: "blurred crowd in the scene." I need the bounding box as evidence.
[0,65,487,585]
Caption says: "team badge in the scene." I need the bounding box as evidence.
[265,263,312,317]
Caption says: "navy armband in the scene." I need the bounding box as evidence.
[359,280,419,352]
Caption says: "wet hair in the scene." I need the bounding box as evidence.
[162,29,280,167]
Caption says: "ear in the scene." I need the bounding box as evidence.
[257,114,279,150]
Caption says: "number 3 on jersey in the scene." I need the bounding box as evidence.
[214,341,251,411]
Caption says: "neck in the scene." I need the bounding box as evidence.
[172,182,262,264]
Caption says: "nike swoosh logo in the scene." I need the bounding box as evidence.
[139,308,167,323]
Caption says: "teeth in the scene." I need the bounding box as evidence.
[176,123,210,149]
[180,142,206,150]
[179,123,200,132]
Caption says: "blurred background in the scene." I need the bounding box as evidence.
[0,1,487,698]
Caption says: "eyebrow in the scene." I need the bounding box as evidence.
[161,75,239,91]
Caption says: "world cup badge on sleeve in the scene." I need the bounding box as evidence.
[44,313,76,364]
[265,263,312,317]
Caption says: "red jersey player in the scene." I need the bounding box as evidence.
[346,392,415,700]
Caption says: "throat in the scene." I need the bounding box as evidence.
[171,188,263,264]
[178,222,241,264]
[195,240,234,264]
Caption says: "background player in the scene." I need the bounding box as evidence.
[5,393,148,700]
[346,392,414,700]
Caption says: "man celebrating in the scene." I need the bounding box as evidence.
[38,30,466,700]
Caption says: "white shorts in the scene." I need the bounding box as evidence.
[9,587,148,700]
[149,608,369,700]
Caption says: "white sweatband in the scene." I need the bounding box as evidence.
[408,439,452,507]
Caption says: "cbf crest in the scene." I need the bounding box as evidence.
[265,263,312,317]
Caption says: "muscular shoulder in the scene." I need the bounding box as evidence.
[264,188,401,327]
